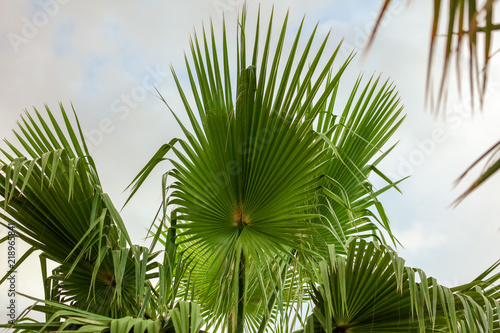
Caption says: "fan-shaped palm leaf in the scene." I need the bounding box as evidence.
[0,104,157,318]
[127,6,406,332]
[300,238,500,332]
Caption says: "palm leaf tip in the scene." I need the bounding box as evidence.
[368,0,500,115]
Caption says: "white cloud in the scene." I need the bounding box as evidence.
[395,221,447,253]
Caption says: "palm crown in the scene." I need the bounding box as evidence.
[2,6,500,333]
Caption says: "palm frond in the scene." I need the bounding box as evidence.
[300,238,500,333]
[367,0,500,113]
[126,6,361,330]
[0,104,153,317]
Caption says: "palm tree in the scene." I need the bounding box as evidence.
[2,6,500,333]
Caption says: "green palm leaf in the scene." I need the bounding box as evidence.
[301,238,500,333]
[312,75,405,256]
[368,0,500,111]
[0,104,152,317]
[127,6,406,331]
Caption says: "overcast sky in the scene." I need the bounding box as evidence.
[1,0,500,322]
